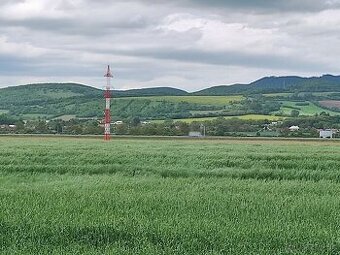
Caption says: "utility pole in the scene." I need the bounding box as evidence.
[200,124,206,137]
[104,65,113,140]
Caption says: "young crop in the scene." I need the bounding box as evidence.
[1,137,340,254]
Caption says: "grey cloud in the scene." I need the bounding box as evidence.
[126,0,340,12]
[0,17,151,36]
[0,1,160,37]
[0,54,32,75]
[0,0,339,89]
[110,47,332,73]
[0,53,96,77]
[0,0,24,7]
[0,18,74,32]
[178,0,340,12]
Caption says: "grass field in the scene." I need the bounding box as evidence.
[279,101,339,116]
[53,114,77,121]
[262,93,293,97]
[1,137,340,254]
[21,113,54,120]
[152,114,285,123]
[312,92,340,96]
[263,92,340,98]
[0,109,9,114]
[117,96,244,105]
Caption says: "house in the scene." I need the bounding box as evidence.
[0,124,16,131]
[189,131,202,137]
[289,126,299,132]
[319,129,333,139]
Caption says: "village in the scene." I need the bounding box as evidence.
[1,116,339,138]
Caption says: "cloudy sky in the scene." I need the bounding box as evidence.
[1,0,340,91]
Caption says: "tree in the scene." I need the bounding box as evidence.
[291,110,300,117]
[15,121,25,132]
[55,122,63,133]
[130,116,141,127]
[319,111,330,116]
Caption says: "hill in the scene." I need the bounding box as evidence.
[195,75,340,95]
[0,83,187,100]
[0,83,193,120]
[1,75,340,121]
[113,87,188,97]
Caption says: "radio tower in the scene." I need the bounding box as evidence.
[104,65,113,140]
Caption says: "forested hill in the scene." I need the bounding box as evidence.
[1,74,340,99]
[195,75,340,95]
[113,87,188,97]
[1,75,340,121]
[0,83,190,119]
[0,83,188,99]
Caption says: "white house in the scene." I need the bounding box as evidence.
[189,131,202,137]
[289,126,299,132]
[320,130,333,139]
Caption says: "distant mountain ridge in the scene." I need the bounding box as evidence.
[194,75,340,95]
[0,83,188,98]
[113,87,188,97]
[2,74,340,97]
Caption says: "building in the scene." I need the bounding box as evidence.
[289,126,299,132]
[320,129,333,139]
[189,131,202,137]
[0,124,16,132]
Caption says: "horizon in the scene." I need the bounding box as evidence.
[1,73,340,92]
[1,1,340,90]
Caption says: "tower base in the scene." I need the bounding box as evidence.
[104,133,110,141]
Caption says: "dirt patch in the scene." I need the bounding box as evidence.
[319,100,340,109]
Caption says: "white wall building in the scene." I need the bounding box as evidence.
[189,131,202,137]
[320,130,333,139]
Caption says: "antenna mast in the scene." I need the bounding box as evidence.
[104,65,113,140]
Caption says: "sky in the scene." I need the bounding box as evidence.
[1,0,340,91]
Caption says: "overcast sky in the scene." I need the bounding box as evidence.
[1,0,340,91]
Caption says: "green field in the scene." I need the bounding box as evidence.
[311,92,340,96]
[117,96,244,105]
[1,137,340,254]
[263,92,340,98]
[53,114,77,121]
[278,101,339,116]
[152,114,285,123]
[21,114,54,120]
[262,93,293,97]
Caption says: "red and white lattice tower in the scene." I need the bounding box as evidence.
[104,65,113,140]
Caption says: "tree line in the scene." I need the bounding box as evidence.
[1,113,339,138]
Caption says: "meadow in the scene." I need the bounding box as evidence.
[152,114,285,123]
[116,95,244,105]
[279,101,338,116]
[1,137,340,254]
